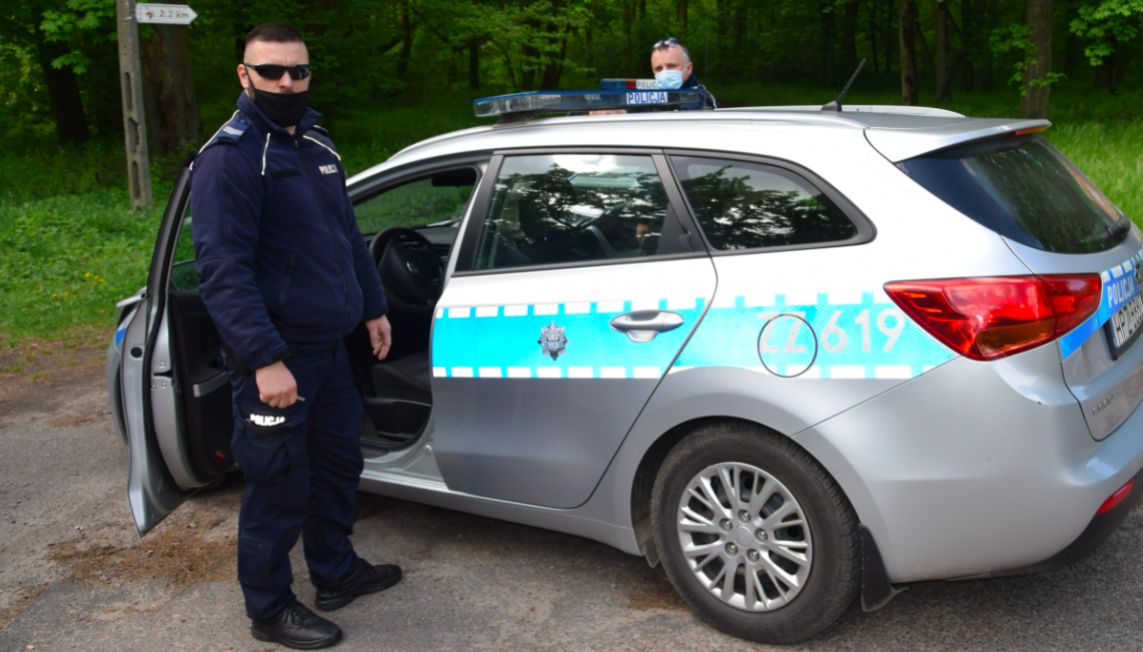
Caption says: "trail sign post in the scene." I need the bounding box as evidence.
[116,0,152,210]
[115,1,197,209]
[136,3,198,25]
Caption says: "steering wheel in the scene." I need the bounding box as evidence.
[370,227,445,310]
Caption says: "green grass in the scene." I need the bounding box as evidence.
[1048,123,1143,223]
[0,184,167,345]
[1,82,1140,345]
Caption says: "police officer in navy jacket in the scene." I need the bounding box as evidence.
[650,37,718,109]
[191,22,400,650]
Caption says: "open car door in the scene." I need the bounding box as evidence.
[120,162,234,535]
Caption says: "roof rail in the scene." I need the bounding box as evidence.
[747,104,965,118]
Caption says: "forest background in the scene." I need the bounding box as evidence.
[1,0,1142,348]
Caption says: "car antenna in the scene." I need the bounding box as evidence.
[821,58,867,112]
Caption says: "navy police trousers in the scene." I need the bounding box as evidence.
[229,339,364,620]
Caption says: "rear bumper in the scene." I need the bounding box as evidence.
[996,468,1142,577]
[795,349,1143,583]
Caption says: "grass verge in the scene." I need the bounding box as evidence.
[0,184,168,347]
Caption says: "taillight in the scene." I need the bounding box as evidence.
[884,275,1102,361]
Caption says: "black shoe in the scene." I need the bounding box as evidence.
[251,601,343,650]
[315,558,403,611]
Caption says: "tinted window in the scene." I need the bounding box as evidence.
[472,154,669,270]
[354,170,476,235]
[171,214,198,291]
[673,157,857,251]
[898,135,1128,254]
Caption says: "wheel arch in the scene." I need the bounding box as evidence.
[628,415,897,611]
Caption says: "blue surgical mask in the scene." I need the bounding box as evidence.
[654,69,684,89]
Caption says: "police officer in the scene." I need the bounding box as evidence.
[590,37,717,115]
[650,37,718,108]
[191,22,400,650]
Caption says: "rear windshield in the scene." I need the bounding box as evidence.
[897,134,1129,253]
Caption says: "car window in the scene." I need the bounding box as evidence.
[471,154,669,270]
[897,134,1128,254]
[672,156,857,251]
[170,214,199,292]
[354,172,476,235]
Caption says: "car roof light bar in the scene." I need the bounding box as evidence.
[599,78,659,90]
[472,87,712,122]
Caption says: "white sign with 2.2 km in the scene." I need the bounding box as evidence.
[135,3,198,25]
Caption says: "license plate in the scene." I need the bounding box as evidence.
[1107,292,1143,358]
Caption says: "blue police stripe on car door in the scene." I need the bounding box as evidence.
[432,300,705,379]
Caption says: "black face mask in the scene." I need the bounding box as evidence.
[251,88,310,128]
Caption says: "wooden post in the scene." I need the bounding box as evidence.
[116,0,152,210]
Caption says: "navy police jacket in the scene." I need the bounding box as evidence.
[681,74,718,110]
[191,93,387,371]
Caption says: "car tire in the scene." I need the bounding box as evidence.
[651,423,859,644]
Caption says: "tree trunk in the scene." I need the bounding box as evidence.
[733,0,748,50]
[34,33,90,145]
[1061,0,1080,75]
[885,0,897,74]
[982,0,995,90]
[585,0,596,70]
[899,0,919,105]
[869,0,881,73]
[934,0,951,102]
[141,25,199,153]
[678,0,687,31]
[540,30,568,89]
[959,0,974,90]
[839,0,859,76]
[624,0,634,77]
[715,0,728,76]
[819,1,836,85]
[716,0,729,45]
[468,39,481,89]
[396,0,414,81]
[1019,0,1052,118]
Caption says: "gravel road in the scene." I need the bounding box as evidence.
[2,345,1142,651]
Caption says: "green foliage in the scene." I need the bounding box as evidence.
[1069,0,1143,67]
[0,41,52,141]
[38,0,116,74]
[472,0,592,89]
[9,0,1143,147]
[989,23,1065,94]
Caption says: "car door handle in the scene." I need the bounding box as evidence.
[609,310,685,343]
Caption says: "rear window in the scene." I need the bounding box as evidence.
[673,156,858,251]
[898,135,1129,254]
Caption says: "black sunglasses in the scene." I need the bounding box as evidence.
[652,37,680,51]
[243,62,312,81]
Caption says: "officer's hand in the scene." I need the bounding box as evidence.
[255,361,298,408]
[367,315,392,361]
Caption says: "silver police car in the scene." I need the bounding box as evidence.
[108,90,1143,643]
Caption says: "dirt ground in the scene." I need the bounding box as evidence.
[0,340,242,632]
[4,341,1143,651]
